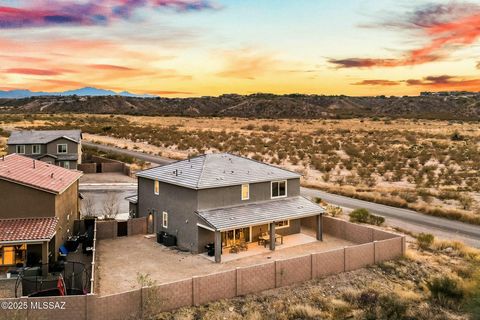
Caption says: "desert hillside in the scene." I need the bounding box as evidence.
[1,94,480,120]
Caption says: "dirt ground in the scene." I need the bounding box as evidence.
[79,172,136,184]
[95,233,354,296]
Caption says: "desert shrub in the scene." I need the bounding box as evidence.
[416,233,435,250]
[369,214,385,226]
[326,205,343,217]
[427,275,464,307]
[451,130,464,141]
[398,191,418,203]
[349,208,370,223]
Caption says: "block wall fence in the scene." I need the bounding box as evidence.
[0,217,406,320]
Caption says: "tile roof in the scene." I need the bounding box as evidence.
[0,217,58,242]
[197,196,324,231]
[136,153,301,190]
[0,154,82,194]
[7,130,82,145]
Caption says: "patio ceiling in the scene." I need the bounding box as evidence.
[196,196,324,231]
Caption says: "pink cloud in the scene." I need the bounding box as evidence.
[330,2,480,69]
[0,0,218,29]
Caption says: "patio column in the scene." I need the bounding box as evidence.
[316,214,323,241]
[41,241,49,276]
[269,222,276,251]
[214,230,221,263]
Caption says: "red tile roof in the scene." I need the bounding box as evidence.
[0,154,82,194]
[0,217,58,242]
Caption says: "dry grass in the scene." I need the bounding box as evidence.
[1,114,479,224]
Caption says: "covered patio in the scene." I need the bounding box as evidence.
[197,196,324,263]
[0,217,58,276]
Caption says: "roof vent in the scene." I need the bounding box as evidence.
[50,173,54,178]
[33,160,36,169]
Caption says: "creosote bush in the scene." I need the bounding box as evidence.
[417,233,435,250]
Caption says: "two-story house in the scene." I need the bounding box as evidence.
[7,130,82,169]
[0,154,82,269]
[133,153,324,262]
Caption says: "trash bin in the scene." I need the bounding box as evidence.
[163,234,177,247]
[205,243,215,256]
[157,231,167,244]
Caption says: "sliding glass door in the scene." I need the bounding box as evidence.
[221,227,251,247]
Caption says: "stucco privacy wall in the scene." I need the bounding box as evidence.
[1,218,405,320]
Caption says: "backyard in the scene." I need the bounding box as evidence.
[94,232,354,295]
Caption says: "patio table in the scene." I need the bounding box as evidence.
[258,234,283,248]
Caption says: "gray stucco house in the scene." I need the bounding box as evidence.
[7,130,82,169]
[132,153,324,262]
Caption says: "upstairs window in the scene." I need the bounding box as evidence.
[57,144,67,154]
[154,180,159,195]
[32,145,41,154]
[16,145,25,154]
[241,184,249,200]
[271,180,287,198]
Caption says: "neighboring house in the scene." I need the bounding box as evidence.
[7,129,82,169]
[132,153,324,262]
[0,154,82,269]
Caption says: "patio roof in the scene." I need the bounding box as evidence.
[196,196,324,231]
[0,217,58,243]
[125,194,138,204]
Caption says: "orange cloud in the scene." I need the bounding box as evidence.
[352,79,401,86]
[216,49,282,79]
[405,75,480,89]
[5,68,73,76]
[87,64,135,71]
[330,3,480,69]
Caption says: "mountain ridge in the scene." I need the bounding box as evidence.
[0,87,155,98]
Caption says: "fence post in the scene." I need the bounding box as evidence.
[373,241,377,264]
[343,246,347,272]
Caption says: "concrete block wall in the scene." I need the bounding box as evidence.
[127,217,147,235]
[90,290,142,320]
[374,238,403,263]
[193,270,237,305]
[2,218,405,319]
[95,218,147,240]
[276,254,312,288]
[344,223,374,244]
[345,243,375,271]
[236,262,276,296]
[149,279,193,312]
[78,163,96,174]
[95,220,117,240]
[312,248,345,277]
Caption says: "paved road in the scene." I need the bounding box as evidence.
[81,142,480,246]
[83,141,174,165]
[302,188,480,247]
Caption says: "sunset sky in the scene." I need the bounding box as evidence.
[0,0,479,97]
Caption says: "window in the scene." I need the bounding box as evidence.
[268,220,290,230]
[162,212,168,228]
[57,144,67,154]
[16,145,25,154]
[271,180,287,198]
[59,161,70,169]
[32,144,41,154]
[241,184,249,200]
[154,180,159,195]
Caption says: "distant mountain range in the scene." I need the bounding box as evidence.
[0,87,155,98]
[1,93,479,120]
